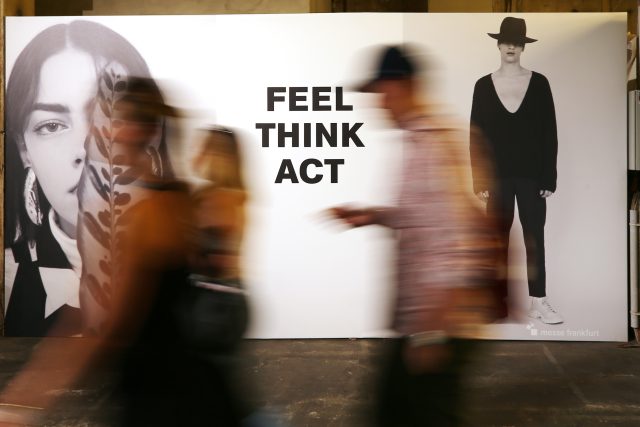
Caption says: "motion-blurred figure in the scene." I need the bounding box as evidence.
[77,72,175,338]
[183,126,252,425]
[0,79,246,427]
[329,45,498,427]
[190,126,248,288]
[99,77,208,427]
[186,127,288,427]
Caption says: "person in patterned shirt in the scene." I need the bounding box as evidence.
[329,45,499,427]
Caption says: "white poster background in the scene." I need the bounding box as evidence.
[5,13,627,341]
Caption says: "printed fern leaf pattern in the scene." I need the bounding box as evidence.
[77,63,163,336]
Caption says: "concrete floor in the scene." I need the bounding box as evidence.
[1,338,639,426]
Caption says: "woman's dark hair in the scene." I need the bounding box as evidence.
[117,76,176,125]
[197,126,247,192]
[5,20,172,246]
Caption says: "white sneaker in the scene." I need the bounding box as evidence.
[528,297,564,324]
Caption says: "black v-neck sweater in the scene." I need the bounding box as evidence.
[470,71,558,193]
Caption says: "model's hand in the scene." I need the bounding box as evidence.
[403,343,451,375]
[539,190,553,198]
[476,191,489,203]
[327,206,374,228]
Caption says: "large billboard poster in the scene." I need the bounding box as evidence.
[4,13,627,341]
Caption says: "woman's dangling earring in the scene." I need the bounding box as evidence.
[24,167,43,226]
[146,146,163,177]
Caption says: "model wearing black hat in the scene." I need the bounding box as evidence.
[470,17,563,324]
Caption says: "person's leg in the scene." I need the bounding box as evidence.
[406,370,460,426]
[514,179,546,297]
[375,339,411,427]
[405,339,473,427]
[516,180,563,323]
[179,353,246,427]
[486,180,516,318]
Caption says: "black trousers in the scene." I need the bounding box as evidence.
[487,178,547,298]
[375,339,474,427]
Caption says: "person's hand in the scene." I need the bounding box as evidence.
[476,191,489,203]
[403,342,451,375]
[0,421,31,427]
[539,190,553,198]
[0,405,41,426]
[327,206,375,228]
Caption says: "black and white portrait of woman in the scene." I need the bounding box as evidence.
[470,17,562,325]
[4,20,172,336]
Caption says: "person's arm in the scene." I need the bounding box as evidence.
[403,284,497,374]
[539,74,558,193]
[327,206,381,228]
[470,78,493,198]
[0,333,105,426]
[0,189,191,426]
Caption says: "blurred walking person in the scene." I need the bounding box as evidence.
[329,45,498,427]
[0,78,244,427]
[184,126,251,425]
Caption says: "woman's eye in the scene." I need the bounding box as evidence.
[33,120,69,136]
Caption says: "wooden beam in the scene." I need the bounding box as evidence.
[1,0,4,337]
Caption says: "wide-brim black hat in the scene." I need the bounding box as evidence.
[117,76,182,119]
[488,17,537,44]
[356,45,416,93]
